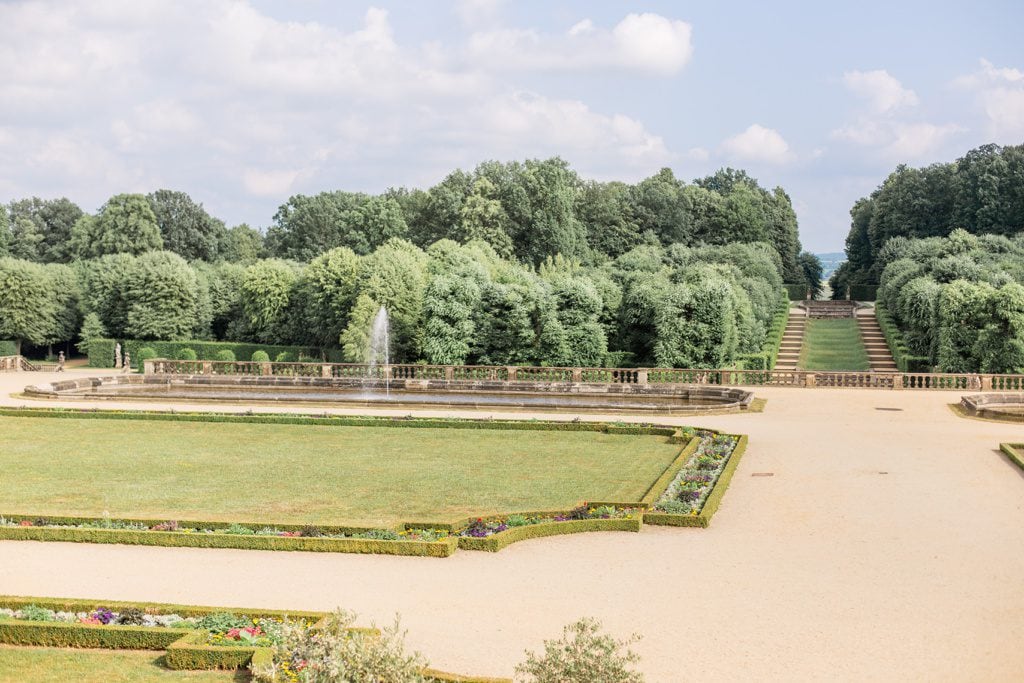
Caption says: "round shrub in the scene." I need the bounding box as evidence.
[250,350,270,362]
[137,347,157,372]
[275,351,296,363]
[214,349,236,362]
[176,348,197,361]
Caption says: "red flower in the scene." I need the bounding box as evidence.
[18,520,31,526]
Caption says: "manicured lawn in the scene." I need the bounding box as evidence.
[0,417,679,526]
[0,646,248,682]
[798,319,870,371]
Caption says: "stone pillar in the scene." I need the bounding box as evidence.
[321,364,331,378]
[506,366,517,381]
[445,366,454,381]
[143,359,155,375]
[261,362,272,376]
[202,361,212,375]
[637,370,648,385]
[981,375,993,391]
[572,368,582,383]
[892,373,904,390]
[805,373,816,388]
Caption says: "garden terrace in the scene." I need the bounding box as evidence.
[961,393,1024,421]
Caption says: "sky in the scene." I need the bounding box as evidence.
[1,0,1022,252]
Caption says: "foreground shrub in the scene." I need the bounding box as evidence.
[275,351,296,363]
[176,347,197,360]
[214,349,236,362]
[136,346,157,371]
[251,350,270,362]
[250,609,426,682]
[515,617,643,683]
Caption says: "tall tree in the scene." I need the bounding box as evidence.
[147,190,227,262]
[0,257,57,354]
[6,197,84,262]
[220,224,264,263]
[70,194,163,258]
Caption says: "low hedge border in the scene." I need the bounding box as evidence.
[999,443,1024,472]
[639,435,703,506]
[643,434,749,528]
[0,525,458,558]
[0,406,676,437]
[457,516,642,553]
[87,339,343,369]
[0,595,508,681]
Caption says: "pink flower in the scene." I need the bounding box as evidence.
[226,628,241,639]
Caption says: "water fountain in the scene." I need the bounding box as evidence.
[367,306,390,398]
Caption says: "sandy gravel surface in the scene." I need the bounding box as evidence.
[2,370,1023,681]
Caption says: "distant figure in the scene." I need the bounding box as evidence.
[122,351,131,373]
[56,351,65,373]
[114,343,123,369]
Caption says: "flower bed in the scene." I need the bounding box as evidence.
[456,505,642,552]
[0,595,509,682]
[644,433,749,528]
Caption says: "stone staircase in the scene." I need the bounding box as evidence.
[856,309,898,372]
[774,307,806,371]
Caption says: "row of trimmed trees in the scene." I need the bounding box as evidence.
[0,238,785,369]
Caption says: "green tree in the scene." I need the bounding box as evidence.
[220,224,264,263]
[265,191,370,260]
[421,240,488,365]
[124,251,200,340]
[798,251,824,299]
[6,197,84,262]
[457,178,514,258]
[240,259,301,343]
[0,257,58,354]
[8,216,44,261]
[76,312,107,355]
[75,253,137,339]
[300,247,362,348]
[70,194,163,258]
[147,189,227,261]
[44,263,81,349]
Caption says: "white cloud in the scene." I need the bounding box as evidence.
[456,0,504,28]
[243,168,301,197]
[721,125,792,164]
[954,59,1024,141]
[685,147,710,162]
[842,70,918,113]
[884,123,965,158]
[466,12,693,74]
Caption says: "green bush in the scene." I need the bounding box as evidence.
[0,340,17,356]
[176,348,197,360]
[82,340,338,368]
[214,349,236,362]
[274,351,295,363]
[250,350,269,362]
[516,617,643,683]
[136,347,157,371]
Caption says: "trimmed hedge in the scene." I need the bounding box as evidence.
[999,443,1024,472]
[784,283,809,301]
[849,284,878,301]
[639,436,702,505]
[644,434,748,528]
[0,595,326,621]
[0,525,458,557]
[874,302,931,373]
[0,340,17,356]
[456,516,642,553]
[86,339,343,368]
[165,629,259,670]
[737,294,790,370]
[0,406,677,436]
[0,621,186,650]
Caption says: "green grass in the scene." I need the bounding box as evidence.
[798,319,871,371]
[0,416,679,527]
[0,646,247,682]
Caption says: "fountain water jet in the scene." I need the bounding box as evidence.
[367,306,390,397]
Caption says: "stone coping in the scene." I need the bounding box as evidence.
[23,374,754,414]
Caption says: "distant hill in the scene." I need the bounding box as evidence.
[814,252,846,280]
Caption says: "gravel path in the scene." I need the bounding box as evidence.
[2,371,1023,681]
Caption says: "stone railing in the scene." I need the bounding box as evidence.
[143,359,1024,391]
[0,355,39,372]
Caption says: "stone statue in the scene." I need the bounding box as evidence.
[114,343,123,369]
[56,351,65,373]
[122,351,131,373]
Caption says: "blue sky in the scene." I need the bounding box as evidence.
[1,1,1022,251]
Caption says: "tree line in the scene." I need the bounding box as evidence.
[830,143,1024,295]
[0,158,808,367]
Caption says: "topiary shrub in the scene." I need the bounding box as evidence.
[274,351,295,363]
[250,350,270,363]
[136,347,157,371]
[176,348,197,361]
[214,349,235,362]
